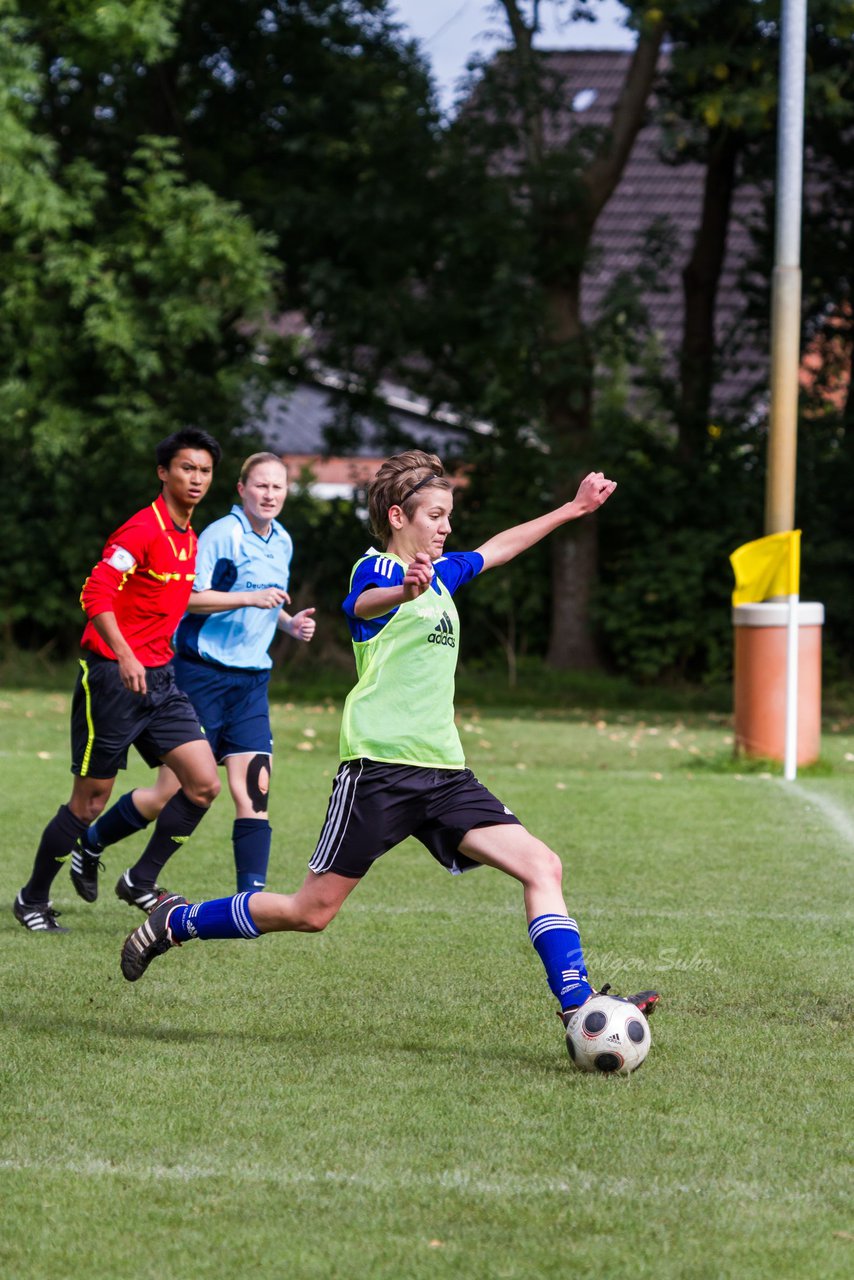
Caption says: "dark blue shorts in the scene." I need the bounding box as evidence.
[172,655,272,764]
[71,655,205,779]
[309,760,522,879]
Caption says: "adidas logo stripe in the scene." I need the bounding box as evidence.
[370,555,397,580]
[427,611,456,647]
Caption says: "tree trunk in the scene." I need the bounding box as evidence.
[501,15,665,669]
[678,129,740,460]
[543,279,600,668]
[547,510,600,668]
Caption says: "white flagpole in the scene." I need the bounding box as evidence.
[784,593,799,780]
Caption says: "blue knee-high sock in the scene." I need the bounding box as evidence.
[232,818,272,893]
[168,894,261,943]
[528,914,593,1011]
[86,792,149,853]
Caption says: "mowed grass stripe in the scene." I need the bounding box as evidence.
[0,1155,832,1206]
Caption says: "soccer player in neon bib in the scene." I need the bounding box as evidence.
[120,450,659,1044]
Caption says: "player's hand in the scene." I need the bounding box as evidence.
[572,471,617,515]
[289,608,316,642]
[118,653,147,696]
[253,587,291,610]
[402,552,434,600]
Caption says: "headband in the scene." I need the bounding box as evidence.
[400,474,438,503]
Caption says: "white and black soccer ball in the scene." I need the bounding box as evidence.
[564,994,651,1075]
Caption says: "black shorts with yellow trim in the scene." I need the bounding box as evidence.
[71,653,206,779]
[308,759,522,879]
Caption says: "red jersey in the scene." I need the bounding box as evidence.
[80,495,198,667]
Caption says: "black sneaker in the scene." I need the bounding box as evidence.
[120,893,187,982]
[620,987,660,1019]
[558,984,661,1027]
[13,893,69,933]
[70,838,104,903]
[115,870,167,914]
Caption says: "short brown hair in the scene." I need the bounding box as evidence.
[367,450,452,548]
[239,452,287,485]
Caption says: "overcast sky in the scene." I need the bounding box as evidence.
[390,1,635,109]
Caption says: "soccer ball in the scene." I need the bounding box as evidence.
[564,994,651,1075]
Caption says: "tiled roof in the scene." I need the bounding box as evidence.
[257,380,475,461]
[545,49,765,409]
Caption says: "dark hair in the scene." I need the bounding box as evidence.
[367,450,452,548]
[155,428,222,471]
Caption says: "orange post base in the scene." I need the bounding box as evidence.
[732,602,824,765]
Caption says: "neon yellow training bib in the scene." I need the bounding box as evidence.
[339,552,465,769]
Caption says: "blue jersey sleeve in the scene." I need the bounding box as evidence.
[342,552,406,641]
[432,551,484,595]
[341,550,483,643]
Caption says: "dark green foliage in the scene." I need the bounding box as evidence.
[592,412,761,682]
[0,0,435,653]
[108,0,443,378]
[0,2,286,650]
[450,431,554,683]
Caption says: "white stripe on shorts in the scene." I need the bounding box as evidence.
[309,761,364,874]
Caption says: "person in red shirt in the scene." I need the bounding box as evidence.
[13,428,223,932]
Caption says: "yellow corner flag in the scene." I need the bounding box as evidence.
[730,530,801,606]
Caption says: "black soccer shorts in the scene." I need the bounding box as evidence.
[70,654,206,778]
[308,759,522,879]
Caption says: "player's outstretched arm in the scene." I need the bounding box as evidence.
[354,552,434,621]
[475,472,616,572]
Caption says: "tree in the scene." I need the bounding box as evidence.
[657,0,852,461]
[410,0,854,677]
[31,0,443,380]
[650,1,772,458]
[593,0,854,680]
[0,1,283,649]
[404,1,667,668]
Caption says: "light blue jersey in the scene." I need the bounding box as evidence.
[174,505,293,670]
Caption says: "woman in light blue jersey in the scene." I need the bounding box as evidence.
[119,450,660,1063]
[71,454,316,903]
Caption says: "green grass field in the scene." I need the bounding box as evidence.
[1,688,852,1279]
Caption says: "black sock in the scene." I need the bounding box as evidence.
[22,804,89,902]
[86,790,149,853]
[127,790,209,886]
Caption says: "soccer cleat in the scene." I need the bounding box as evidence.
[13,893,69,933]
[558,983,660,1027]
[120,893,188,982]
[115,870,168,914]
[70,839,104,903]
[619,988,660,1019]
